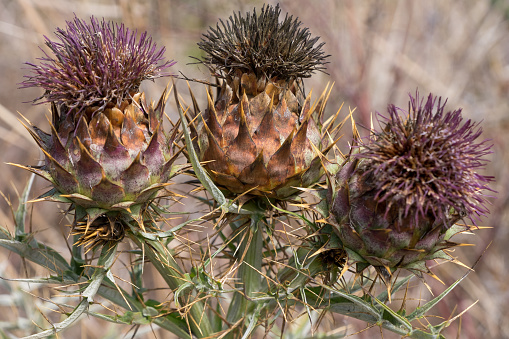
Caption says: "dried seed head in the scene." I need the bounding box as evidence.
[72,215,125,253]
[357,92,494,229]
[198,4,329,81]
[21,15,174,111]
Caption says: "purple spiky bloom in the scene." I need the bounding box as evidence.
[328,91,494,273]
[357,92,494,229]
[21,15,174,111]
[14,16,181,229]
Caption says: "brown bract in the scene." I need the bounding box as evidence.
[16,90,180,214]
[190,72,336,199]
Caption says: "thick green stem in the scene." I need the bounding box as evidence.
[129,235,213,338]
[225,214,264,337]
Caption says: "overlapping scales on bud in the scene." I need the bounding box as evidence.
[15,16,179,225]
[192,4,338,199]
[20,91,179,212]
[329,92,494,276]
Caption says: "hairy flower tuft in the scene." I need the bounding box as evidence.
[21,15,174,111]
[198,4,329,81]
[357,92,494,228]
[72,215,125,253]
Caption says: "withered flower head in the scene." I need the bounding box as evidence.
[188,5,338,200]
[72,215,126,253]
[198,3,329,81]
[358,92,493,228]
[21,15,174,111]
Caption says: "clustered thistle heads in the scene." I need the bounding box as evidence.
[189,4,340,199]
[15,16,179,248]
[329,92,494,277]
[5,6,497,339]
[21,15,173,112]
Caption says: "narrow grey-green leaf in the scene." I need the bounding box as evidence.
[376,274,413,303]
[407,273,469,321]
[136,218,202,240]
[174,84,227,208]
[241,303,262,339]
[0,238,70,274]
[15,172,37,237]
[83,243,118,300]
[21,298,88,339]
[372,296,412,331]
[406,329,446,339]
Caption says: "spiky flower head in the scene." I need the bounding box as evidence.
[14,16,179,233]
[21,15,174,112]
[329,92,494,275]
[199,3,328,79]
[188,5,338,199]
[357,92,493,228]
[198,3,329,99]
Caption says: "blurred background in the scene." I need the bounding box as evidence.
[0,0,507,338]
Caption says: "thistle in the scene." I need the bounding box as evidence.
[21,15,172,112]
[72,215,125,252]
[189,4,338,199]
[15,16,179,237]
[329,92,494,277]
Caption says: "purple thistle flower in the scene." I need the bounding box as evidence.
[21,15,175,112]
[357,91,494,229]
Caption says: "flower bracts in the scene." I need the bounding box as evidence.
[329,92,493,275]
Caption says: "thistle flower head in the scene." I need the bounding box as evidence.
[328,91,494,274]
[15,16,181,230]
[198,4,329,81]
[21,15,174,111]
[357,92,494,229]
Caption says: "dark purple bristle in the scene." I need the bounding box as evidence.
[21,15,175,112]
[357,92,494,228]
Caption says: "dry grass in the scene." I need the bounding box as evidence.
[0,0,507,338]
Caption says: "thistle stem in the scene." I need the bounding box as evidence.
[225,213,264,337]
[129,234,213,338]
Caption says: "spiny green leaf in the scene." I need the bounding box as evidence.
[227,218,264,328]
[21,244,118,339]
[130,233,213,337]
[14,172,37,237]
[376,274,414,303]
[406,329,446,339]
[372,296,412,331]
[21,298,88,339]
[241,303,263,339]
[174,84,227,209]
[407,272,470,321]
[0,235,70,274]
[136,218,201,240]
